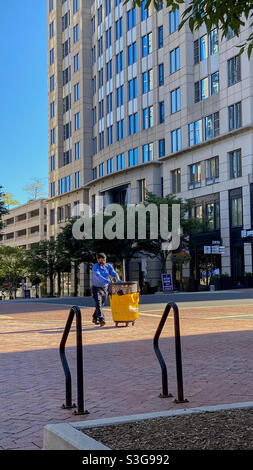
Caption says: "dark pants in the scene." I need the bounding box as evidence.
[92,285,108,321]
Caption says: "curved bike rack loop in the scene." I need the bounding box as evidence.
[59,305,89,415]
[153,301,188,403]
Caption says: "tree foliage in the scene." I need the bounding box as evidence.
[26,240,68,296]
[135,192,204,273]
[23,178,47,200]
[0,246,28,298]
[132,0,253,57]
[0,186,8,231]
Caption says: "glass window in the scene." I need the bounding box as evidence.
[117,153,125,170]
[228,102,242,131]
[50,75,54,91]
[117,119,124,141]
[170,47,180,73]
[49,48,54,65]
[74,112,80,130]
[211,71,219,95]
[49,21,54,38]
[142,143,153,162]
[92,167,97,179]
[73,24,79,43]
[206,156,219,182]
[128,148,138,166]
[75,171,80,188]
[209,29,218,55]
[229,149,242,179]
[50,182,55,197]
[159,139,165,157]
[228,55,241,86]
[73,0,79,14]
[50,128,55,144]
[128,43,136,65]
[50,155,55,171]
[106,125,113,146]
[143,106,153,129]
[107,158,114,174]
[231,196,242,227]
[129,113,138,135]
[74,83,80,101]
[194,39,199,64]
[195,119,203,144]
[106,28,112,48]
[206,202,220,230]
[50,209,55,225]
[50,101,55,118]
[189,163,201,187]
[127,8,136,30]
[169,8,179,34]
[99,163,105,177]
[227,25,237,40]
[171,169,181,193]
[75,142,80,159]
[171,88,181,113]
[142,33,152,57]
[159,101,165,123]
[200,35,208,61]
[138,179,146,202]
[200,77,208,100]
[141,0,151,20]
[158,63,164,86]
[74,53,79,72]
[105,0,111,16]
[171,128,181,153]
[158,26,163,48]
[116,85,124,106]
[142,35,147,57]
[142,70,153,93]
[116,17,123,40]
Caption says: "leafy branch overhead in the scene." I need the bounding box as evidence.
[131,0,253,57]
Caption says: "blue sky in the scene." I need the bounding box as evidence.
[1,1,48,206]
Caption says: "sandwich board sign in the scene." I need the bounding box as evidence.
[161,273,173,291]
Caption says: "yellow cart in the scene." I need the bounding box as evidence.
[108,282,140,327]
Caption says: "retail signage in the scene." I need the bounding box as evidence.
[204,246,225,254]
[161,273,173,291]
[241,230,253,238]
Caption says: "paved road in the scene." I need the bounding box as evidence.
[6,288,253,310]
[0,293,253,450]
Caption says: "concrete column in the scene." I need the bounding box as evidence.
[243,185,252,273]
[220,189,231,276]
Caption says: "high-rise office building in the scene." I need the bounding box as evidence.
[47,0,253,291]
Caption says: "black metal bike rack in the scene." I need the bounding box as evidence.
[153,302,188,403]
[59,305,89,415]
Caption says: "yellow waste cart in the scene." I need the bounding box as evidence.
[108,281,140,327]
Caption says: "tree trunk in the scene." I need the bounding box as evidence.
[57,271,61,297]
[160,252,167,274]
[74,262,79,296]
[49,274,54,297]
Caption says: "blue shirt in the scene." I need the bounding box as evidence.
[92,262,118,287]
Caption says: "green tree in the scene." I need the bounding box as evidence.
[135,192,205,274]
[58,212,141,283]
[133,0,253,57]
[0,246,28,299]
[23,178,47,200]
[26,240,65,297]
[0,186,9,231]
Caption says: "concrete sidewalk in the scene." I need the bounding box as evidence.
[0,299,252,450]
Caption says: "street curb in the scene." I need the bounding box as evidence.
[43,401,253,450]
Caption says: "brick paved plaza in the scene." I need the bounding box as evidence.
[0,295,252,450]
